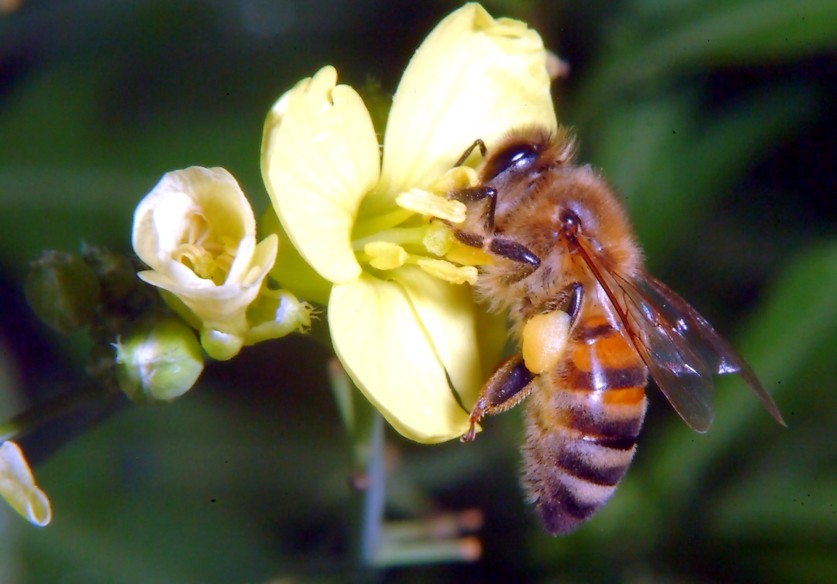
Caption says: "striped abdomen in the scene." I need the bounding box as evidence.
[522,309,648,535]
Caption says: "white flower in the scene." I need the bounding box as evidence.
[132,166,279,359]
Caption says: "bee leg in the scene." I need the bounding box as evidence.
[453,138,487,167]
[461,355,536,443]
[448,179,541,268]
[451,229,541,270]
[552,282,583,322]
[448,185,497,230]
[489,237,541,268]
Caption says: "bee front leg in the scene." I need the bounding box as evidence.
[453,138,487,167]
[451,228,541,271]
[447,182,541,269]
[448,185,498,231]
[461,355,537,443]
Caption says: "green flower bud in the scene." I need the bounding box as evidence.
[245,288,313,345]
[25,251,102,333]
[115,318,204,404]
[199,328,245,361]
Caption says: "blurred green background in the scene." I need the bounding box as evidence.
[1,0,835,582]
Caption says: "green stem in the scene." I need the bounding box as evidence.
[360,412,385,565]
[0,385,109,443]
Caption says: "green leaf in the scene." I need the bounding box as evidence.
[578,0,837,111]
[588,85,816,263]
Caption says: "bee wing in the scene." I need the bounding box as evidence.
[608,270,716,433]
[574,237,783,432]
[634,274,785,427]
[573,239,714,431]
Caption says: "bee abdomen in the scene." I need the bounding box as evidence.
[522,316,648,535]
[522,419,641,535]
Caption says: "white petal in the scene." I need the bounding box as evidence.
[132,167,254,270]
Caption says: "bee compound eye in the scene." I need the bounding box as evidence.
[483,142,540,181]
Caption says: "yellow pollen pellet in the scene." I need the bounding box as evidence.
[522,310,571,374]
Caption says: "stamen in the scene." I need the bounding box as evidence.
[364,242,408,270]
[186,212,210,246]
[397,189,466,223]
[423,222,455,256]
[429,166,480,194]
[172,232,236,283]
[417,259,477,285]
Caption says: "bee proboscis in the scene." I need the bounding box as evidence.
[449,127,785,535]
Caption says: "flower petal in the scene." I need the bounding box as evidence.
[262,207,332,306]
[329,273,471,443]
[378,3,557,197]
[136,233,276,334]
[262,66,380,284]
[132,167,254,272]
[389,266,487,409]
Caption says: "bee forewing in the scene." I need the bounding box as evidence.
[638,276,742,375]
[573,239,717,432]
[628,316,716,433]
[637,275,786,427]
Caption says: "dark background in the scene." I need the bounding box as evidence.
[1,0,835,582]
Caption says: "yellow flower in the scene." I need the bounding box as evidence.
[132,166,281,360]
[261,3,556,442]
[0,441,51,527]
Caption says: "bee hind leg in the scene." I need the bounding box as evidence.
[461,355,537,443]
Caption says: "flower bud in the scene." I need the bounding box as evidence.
[245,288,313,345]
[115,318,204,403]
[0,441,51,527]
[199,328,245,361]
[25,251,101,333]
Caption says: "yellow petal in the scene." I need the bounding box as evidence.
[390,266,485,407]
[328,273,471,443]
[262,66,380,284]
[262,207,332,306]
[0,441,51,527]
[378,3,557,196]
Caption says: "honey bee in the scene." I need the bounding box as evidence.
[449,126,785,535]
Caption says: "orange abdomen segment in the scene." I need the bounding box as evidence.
[522,314,648,535]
